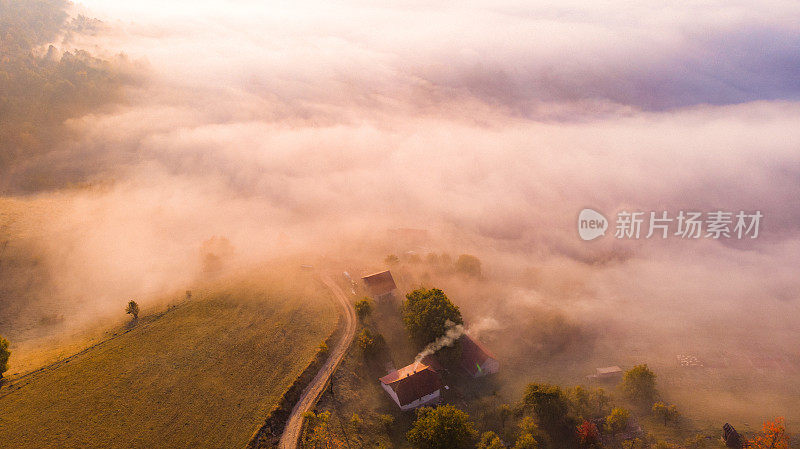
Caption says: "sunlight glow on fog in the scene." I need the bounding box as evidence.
[0,0,795,424]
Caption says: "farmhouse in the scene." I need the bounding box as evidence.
[361,270,397,301]
[379,360,442,410]
[460,334,499,377]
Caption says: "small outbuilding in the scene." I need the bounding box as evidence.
[379,360,442,410]
[362,270,397,301]
[460,334,499,377]
[587,366,623,382]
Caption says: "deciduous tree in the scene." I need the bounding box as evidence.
[652,402,679,426]
[357,328,385,358]
[577,420,600,448]
[478,431,504,449]
[402,288,463,348]
[621,364,657,406]
[354,297,372,320]
[524,383,577,445]
[407,405,477,449]
[605,407,630,436]
[125,300,139,320]
[513,432,540,449]
[748,417,789,449]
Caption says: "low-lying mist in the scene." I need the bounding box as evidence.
[1,0,799,428]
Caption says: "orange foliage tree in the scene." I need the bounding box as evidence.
[748,417,789,449]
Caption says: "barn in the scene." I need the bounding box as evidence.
[379,360,442,410]
[460,334,499,377]
[361,270,397,301]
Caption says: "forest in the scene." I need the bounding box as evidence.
[0,0,134,191]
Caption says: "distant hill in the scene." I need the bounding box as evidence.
[0,0,138,192]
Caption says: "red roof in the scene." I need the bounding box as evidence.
[460,334,496,376]
[380,361,442,406]
[362,270,397,297]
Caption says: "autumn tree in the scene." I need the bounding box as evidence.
[523,383,577,446]
[621,364,657,407]
[577,420,601,448]
[478,431,504,449]
[354,297,372,320]
[303,410,341,448]
[605,407,630,437]
[402,288,463,347]
[748,417,789,449]
[513,432,540,449]
[570,386,611,420]
[125,300,140,320]
[407,405,478,449]
[357,328,385,358]
[0,336,10,379]
[652,402,679,426]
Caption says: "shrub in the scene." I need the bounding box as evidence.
[357,328,385,358]
[354,298,372,320]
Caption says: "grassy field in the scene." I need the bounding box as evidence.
[0,271,337,449]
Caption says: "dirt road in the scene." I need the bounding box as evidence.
[279,274,356,449]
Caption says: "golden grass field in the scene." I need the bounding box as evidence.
[0,273,337,448]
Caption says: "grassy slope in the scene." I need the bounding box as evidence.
[0,273,337,449]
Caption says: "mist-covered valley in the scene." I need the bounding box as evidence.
[1,0,799,447]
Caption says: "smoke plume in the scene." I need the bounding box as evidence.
[415,320,465,362]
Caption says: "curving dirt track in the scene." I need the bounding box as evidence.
[279,274,356,449]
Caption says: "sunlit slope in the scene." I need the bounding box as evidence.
[0,275,337,449]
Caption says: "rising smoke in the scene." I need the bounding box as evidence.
[415,320,466,362]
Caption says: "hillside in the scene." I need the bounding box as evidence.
[0,273,338,448]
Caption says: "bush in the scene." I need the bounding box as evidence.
[349,413,363,430]
[479,431,504,449]
[378,414,394,431]
[357,328,385,358]
[354,297,372,320]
